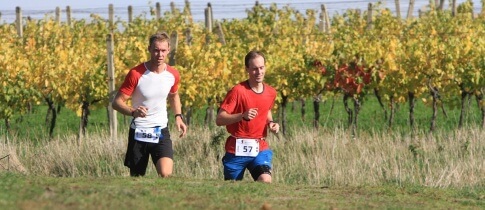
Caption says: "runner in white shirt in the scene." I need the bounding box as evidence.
[113,32,187,177]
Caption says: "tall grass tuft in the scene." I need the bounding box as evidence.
[1,132,127,177]
[270,126,484,188]
[1,126,483,188]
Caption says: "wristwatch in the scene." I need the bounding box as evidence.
[175,114,184,120]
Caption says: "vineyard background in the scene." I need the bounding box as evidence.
[0,0,484,140]
[3,0,481,24]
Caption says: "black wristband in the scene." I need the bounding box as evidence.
[175,114,183,120]
[243,116,250,121]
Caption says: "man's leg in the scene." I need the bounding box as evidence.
[249,150,273,183]
[156,157,173,177]
[152,131,174,178]
[222,152,250,180]
[125,129,149,177]
[256,171,272,183]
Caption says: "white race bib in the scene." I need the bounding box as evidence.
[235,139,260,157]
[134,127,162,143]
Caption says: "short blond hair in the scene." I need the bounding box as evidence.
[149,32,170,48]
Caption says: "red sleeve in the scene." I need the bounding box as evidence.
[119,67,143,96]
[167,66,180,93]
[219,87,238,114]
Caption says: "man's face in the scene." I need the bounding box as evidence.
[246,55,266,83]
[148,40,170,66]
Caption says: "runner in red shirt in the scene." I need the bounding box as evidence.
[216,50,280,183]
[112,32,187,177]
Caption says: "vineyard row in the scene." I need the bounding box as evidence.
[0,1,484,137]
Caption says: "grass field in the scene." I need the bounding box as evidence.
[0,97,484,209]
[1,172,483,210]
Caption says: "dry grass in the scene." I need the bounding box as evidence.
[1,133,127,177]
[1,126,483,188]
[270,126,484,188]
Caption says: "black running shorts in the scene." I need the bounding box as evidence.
[124,126,173,176]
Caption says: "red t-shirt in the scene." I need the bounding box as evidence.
[219,80,277,153]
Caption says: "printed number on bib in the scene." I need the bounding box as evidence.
[235,139,259,157]
[134,127,162,143]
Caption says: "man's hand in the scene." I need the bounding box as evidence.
[133,106,148,118]
[268,122,279,134]
[243,108,258,121]
[176,118,187,137]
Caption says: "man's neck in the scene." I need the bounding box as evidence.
[146,61,166,73]
[248,80,263,93]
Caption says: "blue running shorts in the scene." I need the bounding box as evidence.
[222,149,273,181]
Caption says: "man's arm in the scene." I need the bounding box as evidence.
[266,111,279,134]
[112,91,134,116]
[112,91,147,118]
[168,92,187,137]
[216,108,257,126]
[216,109,244,126]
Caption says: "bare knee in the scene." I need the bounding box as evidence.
[257,174,272,183]
[156,157,173,178]
[251,165,272,183]
[159,172,172,178]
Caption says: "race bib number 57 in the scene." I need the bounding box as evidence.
[235,139,259,157]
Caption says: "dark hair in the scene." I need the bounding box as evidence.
[244,50,265,68]
[149,32,170,48]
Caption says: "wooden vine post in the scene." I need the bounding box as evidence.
[128,5,133,23]
[204,3,215,126]
[169,32,178,66]
[395,0,401,19]
[16,7,23,37]
[55,7,61,24]
[107,33,118,141]
[407,0,415,20]
[109,4,114,31]
[156,2,161,20]
[66,6,72,27]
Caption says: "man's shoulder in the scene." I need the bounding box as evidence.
[223,82,247,96]
[264,83,277,94]
[231,81,249,91]
[166,64,177,71]
[129,63,146,74]
[166,65,180,77]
